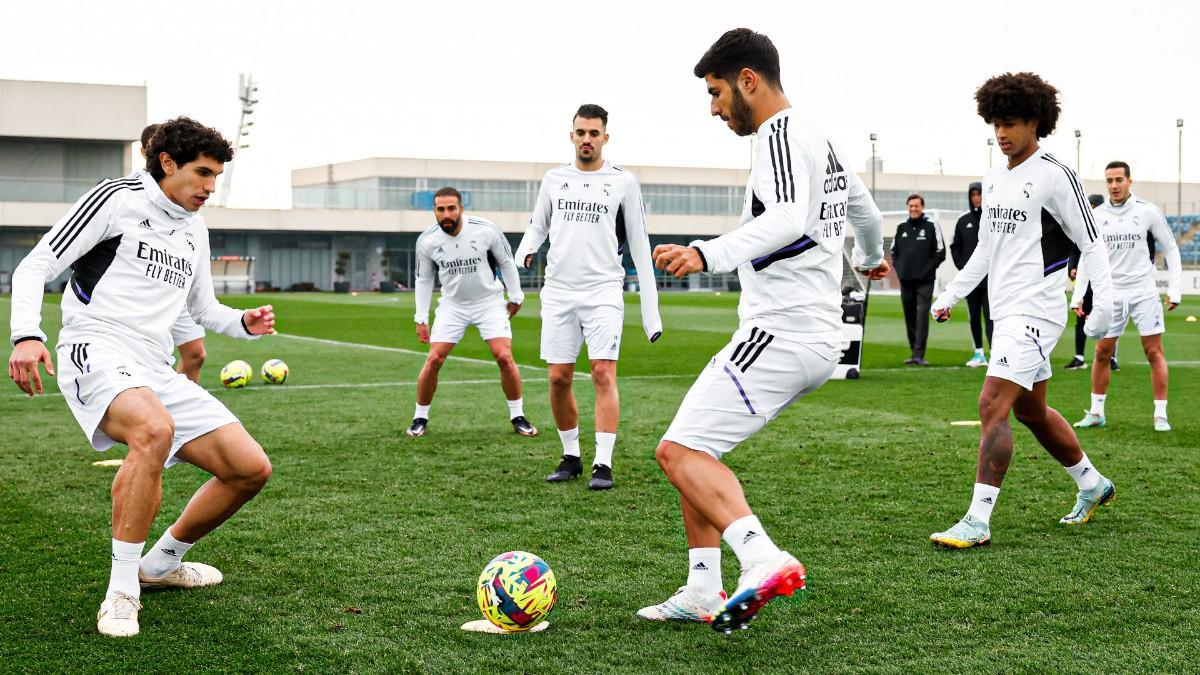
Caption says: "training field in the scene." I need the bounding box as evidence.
[1,292,1196,672]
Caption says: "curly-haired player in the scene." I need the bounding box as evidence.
[928,73,1118,548]
[8,116,276,636]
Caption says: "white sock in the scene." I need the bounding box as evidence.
[414,403,431,420]
[594,432,616,468]
[1089,393,1106,416]
[966,483,1000,524]
[686,548,722,597]
[507,398,524,420]
[1075,353,1085,361]
[1154,399,1167,419]
[1065,454,1101,491]
[139,528,193,579]
[558,427,580,458]
[722,515,780,568]
[107,539,145,601]
[975,348,984,355]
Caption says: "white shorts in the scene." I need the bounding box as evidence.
[430,296,511,344]
[540,287,624,364]
[56,339,239,468]
[1105,296,1165,338]
[170,310,205,346]
[986,317,1063,390]
[662,325,838,460]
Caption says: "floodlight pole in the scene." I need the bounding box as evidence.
[1074,129,1082,173]
[987,138,994,169]
[220,73,259,207]
[1179,119,1185,220]
[869,132,877,197]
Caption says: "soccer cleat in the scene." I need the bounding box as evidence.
[1064,356,1088,370]
[912,357,929,367]
[1073,411,1106,429]
[588,464,614,491]
[511,416,538,437]
[139,561,223,589]
[97,592,141,637]
[1154,416,1171,432]
[636,586,727,622]
[406,418,428,438]
[545,455,582,483]
[710,551,806,633]
[965,352,988,368]
[903,357,918,365]
[1110,357,1120,372]
[929,514,991,549]
[1060,477,1116,525]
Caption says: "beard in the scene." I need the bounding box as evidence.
[576,146,598,165]
[729,87,756,137]
[439,215,461,234]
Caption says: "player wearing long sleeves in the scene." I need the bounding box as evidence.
[514,104,662,491]
[644,30,891,632]
[929,73,1117,551]
[406,188,536,438]
[7,118,275,638]
[1070,162,1183,432]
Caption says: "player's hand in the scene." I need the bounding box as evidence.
[416,323,430,344]
[242,305,276,335]
[522,254,534,269]
[863,259,891,281]
[653,245,704,278]
[1167,300,1179,311]
[1073,304,1086,318]
[1068,268,1078,281]
[933,307,951,323]
[507,302,521,318]
[8,339,55,396]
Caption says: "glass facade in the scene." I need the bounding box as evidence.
[0,137,125,203]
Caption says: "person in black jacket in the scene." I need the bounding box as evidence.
[949,182,992,367]
[891,194,945,365]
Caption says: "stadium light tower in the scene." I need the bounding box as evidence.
[219,73,260,206]
[987,138,994,168]
[1178,119,1185,220]
[1074,129,1082,173]
[869,132,877,197]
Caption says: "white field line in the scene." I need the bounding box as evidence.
[275,333,548,371]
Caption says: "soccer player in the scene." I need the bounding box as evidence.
[408,187,535,438]
[1071,161,1182,432]
[929,73,1117,549]
[514,104,662,491]
[644,29,889,631]
[949,182,992,366]
[8,117,275,637]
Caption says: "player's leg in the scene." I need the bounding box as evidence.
[912,281,933,365]
[588,359,618,489]
[545,363,583,481]
[1076,336,1117,428]
[1142,332,1170,431]
[485,336,536,436]
[636,493,726,622]
[899,282,918,363]
[1067,286,1093,369]
[410,341,456,437]
[175,337,207,384]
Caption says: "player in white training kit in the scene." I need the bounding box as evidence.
[929,73,1117,550]
[408,187,536,438]
[645,30,889,632]
[1071,161,1182,432]
[514,104,662,491]
[7,118,275,637]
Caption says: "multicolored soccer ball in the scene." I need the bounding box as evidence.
[220,360,253,389]
[476,551,557,632]
[261,359,289,384]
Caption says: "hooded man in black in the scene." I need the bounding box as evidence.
[890,194,945,365]
[949,182,992,366]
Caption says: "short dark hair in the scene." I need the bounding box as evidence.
[975,72,1061,139]
[1088,194,1105,208]
[1105,160,1131,178]
[146,117,233,180]
[433,186,462,204]
[139,123,161,151]
[693,28,782,89]
[907,194,925,206]
[573,104,608,127]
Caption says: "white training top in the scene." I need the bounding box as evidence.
[938,148,1115,331]
[514,160,662,341]
[691,109,884,342]
[9,171,254,366]
[413,216,524,324]
[1071,194,1181,305]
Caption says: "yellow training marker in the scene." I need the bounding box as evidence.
[92,459,124,467]
[950,420,982,426]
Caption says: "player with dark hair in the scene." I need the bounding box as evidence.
[8,116,275,637]
[929,73,1117,549]
[644,28,888,631]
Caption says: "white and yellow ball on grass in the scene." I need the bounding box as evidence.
[220,360,253,389]
[476,551,557,632]
[261,359,289,384]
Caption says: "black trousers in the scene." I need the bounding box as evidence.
[965,282,993,350]
[1074,284,1094,356]
[900,280,934,359]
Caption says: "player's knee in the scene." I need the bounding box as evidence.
[549,370,573,389]
[654,441,676,473]
[426,351,447,369]
[1143,345,1164,363]
[494,351,516,370]
[126,418,175,460]
[591,367,616,390]
[1012,403,1044,427]
[185,344,207,369]
[1094,341,1115,359]
[245,454,272,493]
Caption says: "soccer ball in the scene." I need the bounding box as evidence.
[220,360,253,389]
[476,551,557,632]
[261,359,289,384]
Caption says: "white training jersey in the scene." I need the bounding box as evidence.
[9,171,253,366]
[691,109,884,342]
[514,161,662,340]
[940,148,1114,329]
[1072,194,1181,304]
[413,216,524,324]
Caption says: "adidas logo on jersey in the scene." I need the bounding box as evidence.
[137,219,152,230]
[559,182,570,191]
[823,141,847,193]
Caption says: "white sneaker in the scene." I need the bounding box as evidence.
[636,586,727,622]
[710,551,806,633]
[1154,416,1172,432]
[139,561,223,589]
[97,592,141,637]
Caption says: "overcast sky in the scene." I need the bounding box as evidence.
[3,0,1197,208]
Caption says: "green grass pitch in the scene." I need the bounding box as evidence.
[1,291,1197,672]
